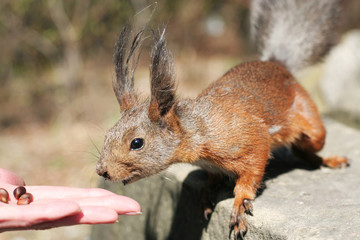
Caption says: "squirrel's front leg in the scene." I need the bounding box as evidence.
[229,153,268,239]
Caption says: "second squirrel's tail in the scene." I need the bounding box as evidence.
[251,0,340,73]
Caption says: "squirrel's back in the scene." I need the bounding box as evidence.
[251,0,340,73]
[198,61,295,127]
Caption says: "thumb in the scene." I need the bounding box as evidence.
[0,168,26,186]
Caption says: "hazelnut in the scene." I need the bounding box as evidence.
[17,193,33,205]
[0,188,9,203]
[13,186,26,200]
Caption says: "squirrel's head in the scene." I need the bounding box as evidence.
[96,23,180,184]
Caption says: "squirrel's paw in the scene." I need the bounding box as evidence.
[229,199,253,239]
[200,188,215,221]
[322,156,349,168]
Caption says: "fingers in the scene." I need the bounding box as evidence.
[0,200,81,229]
[0,204,120,232]
[0,184,113,202]
[20,186,141,215]
[0,182,141,231]
[65,194,141,215]
[72,206,119,224]
[1,184,141,215]
[29,206,119,230]
[0,198,137,230]
[25,186,120,199]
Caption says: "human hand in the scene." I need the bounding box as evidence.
[0,168,141,232]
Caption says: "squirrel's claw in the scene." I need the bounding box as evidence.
[204,207,213,221]
[200,187,216,221]
[229,218,247,240]
[243,199,254,216]
[229,198,253,239]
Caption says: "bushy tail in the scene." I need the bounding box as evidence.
[251,0,340,73]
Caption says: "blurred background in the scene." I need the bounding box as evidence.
[0,0,359,239]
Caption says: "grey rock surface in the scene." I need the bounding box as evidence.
[91,119,360,240]
[320,30,360,117]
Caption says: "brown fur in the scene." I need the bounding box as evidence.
[96,1,348,239]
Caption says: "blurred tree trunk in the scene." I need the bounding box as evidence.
[47,0,90,98]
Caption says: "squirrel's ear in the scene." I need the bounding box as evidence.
[113,23,143,111]
[148,27,176,122]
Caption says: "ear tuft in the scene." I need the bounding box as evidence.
[149,27,176,118]
[113,23,144,110]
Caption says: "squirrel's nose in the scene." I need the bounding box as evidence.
[96,162,111,180]
[100,171,111,180]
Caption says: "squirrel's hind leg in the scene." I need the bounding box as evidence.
[291,84,349,168]
[292,141,349,169]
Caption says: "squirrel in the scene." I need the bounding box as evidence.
[96,0,349,239]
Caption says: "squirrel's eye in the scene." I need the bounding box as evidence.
[130,138,145,150]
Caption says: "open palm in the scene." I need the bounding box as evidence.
[0,168,140,232]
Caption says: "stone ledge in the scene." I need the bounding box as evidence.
[91,118,360,240]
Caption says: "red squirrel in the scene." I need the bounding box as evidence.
[96,0,348,238]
